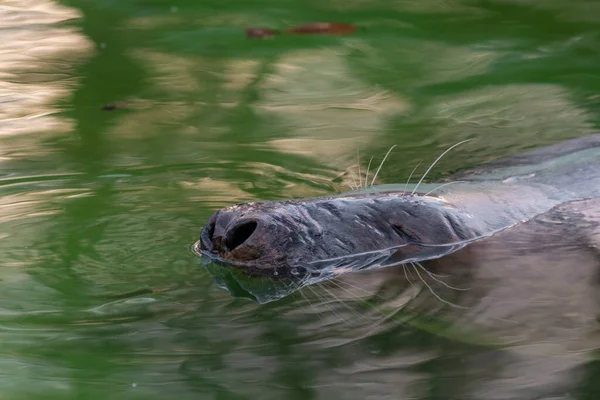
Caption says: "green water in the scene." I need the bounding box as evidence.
[1,0,600,398]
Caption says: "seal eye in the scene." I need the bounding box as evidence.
[391,224,418,244]
[225,221,258,251]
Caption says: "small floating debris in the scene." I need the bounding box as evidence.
[102,102,127,111]
[246,22,357,39]
[246,27,277,39]
[288,22,357,35]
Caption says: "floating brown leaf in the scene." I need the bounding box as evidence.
[102,102,127,111]
[286,22,356,35]
[246,27,277,39]
[246,22,356,39]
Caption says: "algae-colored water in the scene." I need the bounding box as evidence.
[1,0,599,398]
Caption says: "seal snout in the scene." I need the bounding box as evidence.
[200,209,264,263]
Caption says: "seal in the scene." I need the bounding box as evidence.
[197,134,600,286]
[196,134,600,400]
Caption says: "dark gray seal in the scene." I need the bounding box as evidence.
[196,134,600,400]
[198,134,600,283]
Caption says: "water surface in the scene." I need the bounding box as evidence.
[1,0,600,398]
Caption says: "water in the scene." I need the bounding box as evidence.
[1,0,600,398]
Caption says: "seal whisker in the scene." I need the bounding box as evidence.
[327,279,363,300]
[411,139,473,195]
[360,268,420,334]
[362,300,407,335]
[357,149,363,189]
[410,262,467,309]
[299,288,324,320]
[326,279,390,319]
[292,278,311,293]
[414,225,513,247]
[402,264,418,292]
[403,161,423,195]
[352,171,360,190]
[319,282,369,323]
[364,156,374,189]
[371,145,397,187]
[299,272,314,286]
[419,268,450,279]
[308,283,349,324]
[305,244,409,264]
[349,171,359,191]
[305,283,334,308]
[330,277,387,302]
[413,261,469,291]
[423,181,467,197]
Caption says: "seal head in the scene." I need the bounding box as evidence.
[199,192,480,278]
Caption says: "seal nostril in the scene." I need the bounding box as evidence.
[225,221,258,252]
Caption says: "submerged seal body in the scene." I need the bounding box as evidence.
[199,134,600,283]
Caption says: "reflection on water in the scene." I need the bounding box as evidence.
[1,0,600,398]
[255,48,409,163]
[0,1,92,164]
